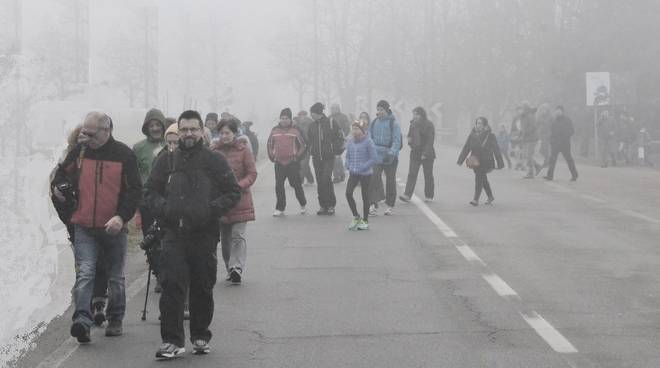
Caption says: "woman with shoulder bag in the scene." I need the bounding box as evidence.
[457,117,505,206]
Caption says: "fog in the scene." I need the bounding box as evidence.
[1,1,659,364]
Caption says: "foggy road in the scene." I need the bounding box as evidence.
[15,144,660,368]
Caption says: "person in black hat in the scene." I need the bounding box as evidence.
[307,103,345,215]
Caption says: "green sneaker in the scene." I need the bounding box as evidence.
[357,218,369,230]
[348,217,360,231]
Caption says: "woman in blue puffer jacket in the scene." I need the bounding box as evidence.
[345,121,377,230]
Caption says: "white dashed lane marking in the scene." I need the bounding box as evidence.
[397,178,579,356]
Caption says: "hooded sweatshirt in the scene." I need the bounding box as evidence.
[133,108,166,184]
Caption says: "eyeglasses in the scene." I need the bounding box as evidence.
[179,127,201,134]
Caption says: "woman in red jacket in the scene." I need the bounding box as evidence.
[213,119,258,284]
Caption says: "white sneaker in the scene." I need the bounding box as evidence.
[300,206,307,215]
[424,197,434,203]
[384,207,393,216]
[273,210,285,217]
[369,204,378,216]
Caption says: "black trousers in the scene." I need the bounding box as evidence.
[370,158,399,207]
[346,174,371,220]
[403,155,434,199]
[312,157,337,209]
[299,152,315,184]
[159,228,218,347]
[473,168,493,201]
[546,143,578,179]
[275,161,307,211]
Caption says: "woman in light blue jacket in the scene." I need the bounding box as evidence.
[345,121,377,230]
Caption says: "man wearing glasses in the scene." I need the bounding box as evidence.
[145,110,241,360]
[51,111,142,343]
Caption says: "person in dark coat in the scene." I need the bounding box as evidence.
[457,117,504,206]
[399,106,436,203]
[544,105,578,181]
[145,110,241,359]
[241,121,259,159]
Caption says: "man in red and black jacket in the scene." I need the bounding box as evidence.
[267,107,307,217]
[51,111,142,343]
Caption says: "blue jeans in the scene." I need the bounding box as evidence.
[72,225,127,327]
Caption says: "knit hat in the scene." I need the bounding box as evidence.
[165,123,178,137]
[280,108,292,119]
[310,102,324,115]
[377,100,390,112]
[205,112,219,123]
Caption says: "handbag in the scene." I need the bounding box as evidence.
[465,134,489,169]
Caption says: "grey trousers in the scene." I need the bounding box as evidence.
[220,222,247,272]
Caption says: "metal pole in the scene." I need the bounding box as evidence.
[593,106,598,161]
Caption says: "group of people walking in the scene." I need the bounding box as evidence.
[54,98,572,361]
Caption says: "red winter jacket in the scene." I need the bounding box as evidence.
[213,139,257,224]
[267,125,306,165]
[52,137,142,229]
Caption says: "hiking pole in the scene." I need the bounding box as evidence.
[141,263,152,321]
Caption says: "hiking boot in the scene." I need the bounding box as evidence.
[272,210,285,217]
[70,322,91,343]
[348,217,360,231]
[485,197,495,205]
[384,207,393,216]
[192,339,211,355]
[398,194,411,203]
[229,267,242,284]
[92,301,106,326]
[155,343,185,360]
[357,218,369,231]
[183,303,190,320]
[105,320,123,337]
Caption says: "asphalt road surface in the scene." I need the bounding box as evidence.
[15,143,660,368]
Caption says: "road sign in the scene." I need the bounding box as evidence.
[586,72,610,106]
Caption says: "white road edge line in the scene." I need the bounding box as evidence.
[36,271,149,368]
[579,194,606,203]
[482,274,519,297]
[620,209,660,225]
[521,311,578,354]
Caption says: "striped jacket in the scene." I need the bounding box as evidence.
[267,125,306,165]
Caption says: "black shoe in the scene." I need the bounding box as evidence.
[543,176,553,181]
[192,339,211,355]
[229,267,242,284]
[105,320,123,337]
[92,301,106,326]
[570,176,577,182]
[70,322,91,343]
[469,200,479,207]
[317,208,330,216]
[155,343,185,360]
[399,195,411,203]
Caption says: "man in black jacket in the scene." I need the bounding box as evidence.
[145,110,241,360]
[307,102,343,215]
[544,105,578,181]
